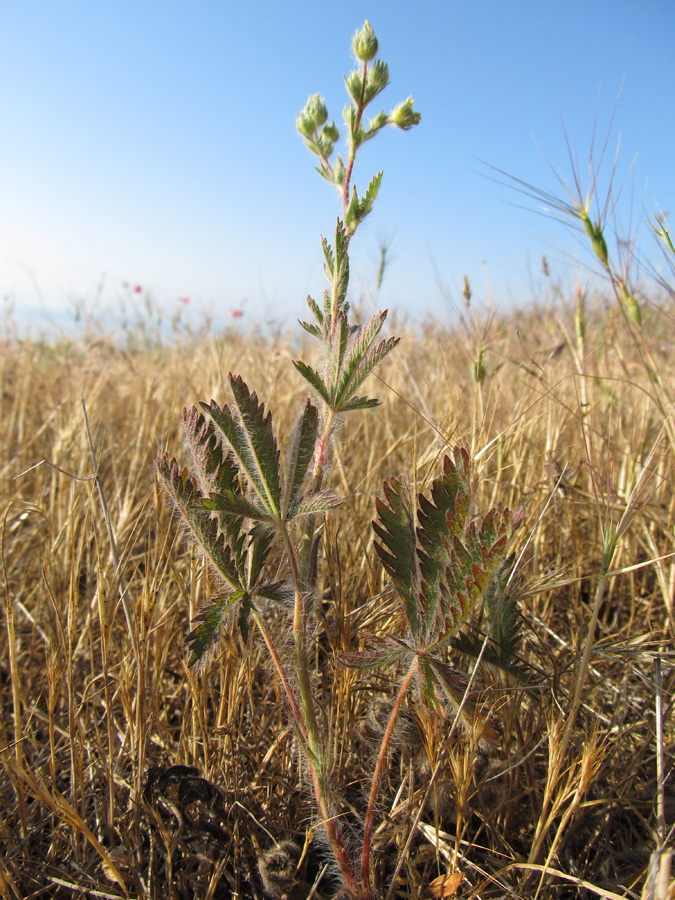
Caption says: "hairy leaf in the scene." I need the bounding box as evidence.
[156,455,246,592]
[293,360,330,405]
[186,594,244,664]
[373,475,420,636]
[283,399,319,518]
[327,312,350,401]
[340,395,381,411]
[336,332,398,411]
[203,491,273,523]
[182,405,239,498]
[289,490,342,519]
[202,375,281,519]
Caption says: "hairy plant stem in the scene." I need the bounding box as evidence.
[299,408,337,586]
[251,609,308,747]
[361,658,417,900]
[276,523,361,894]
[280,523,321,758]
[342,58,368,217]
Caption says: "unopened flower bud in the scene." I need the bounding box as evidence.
[305,93,328,127]
[353,20,378,61]
[322,121,339,143]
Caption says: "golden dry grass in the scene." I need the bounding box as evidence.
[0,296,673,899]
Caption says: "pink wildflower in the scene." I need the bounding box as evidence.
[229,308,244,319]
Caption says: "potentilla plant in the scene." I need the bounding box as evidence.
[157,22,521,899]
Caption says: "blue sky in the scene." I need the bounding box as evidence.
[1,1,673,331]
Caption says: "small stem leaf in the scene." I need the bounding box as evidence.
[340,395,381,411]
[333,154,346,187]
[335,331,398,412]
[300,293,324,333]
[362,170,383,214]
[366,110,389,138]
[292,360,331,405]
[321,234,335,279]
[299,320,322,338]
[283,398,319,517]
[373,475,421,635]
[344,71,363,106]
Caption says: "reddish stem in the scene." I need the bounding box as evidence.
[342,58,368,215]
[361,658,417,898]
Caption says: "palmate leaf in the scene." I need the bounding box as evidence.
[415,450,472,638]
[202,374,281,520]
[375,449,522,651]
[451,553,525,677]
[335,333,399,412]
[373,475,421,636]
[156,455,246,592]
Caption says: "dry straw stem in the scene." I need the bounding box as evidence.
[0,298,673,898]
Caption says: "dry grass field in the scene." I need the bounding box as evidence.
[1,292,673,899]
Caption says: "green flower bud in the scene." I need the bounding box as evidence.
[352,20,378,61]
[322,121,339,143]
[305,93,328,127]
[296,111,315,138]
[389,97,421,130]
